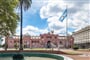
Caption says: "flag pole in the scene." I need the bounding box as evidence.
[58,5,68,49]
[66,5,68,48]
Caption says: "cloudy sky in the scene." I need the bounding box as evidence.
[16,0,90,36]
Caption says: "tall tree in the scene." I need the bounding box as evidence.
[0,0,19,50]
[18,0,32,50]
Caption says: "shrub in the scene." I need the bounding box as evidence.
[73,46,79,50]
[14,43,19,49]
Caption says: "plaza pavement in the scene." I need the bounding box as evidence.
[0,48,90,60]
[60,49,90,60]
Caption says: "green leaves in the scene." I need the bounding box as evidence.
[0,0,32,36]
[0,0,19,36]
[18,0,32,11]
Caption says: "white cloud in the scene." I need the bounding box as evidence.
[26,0,49,15]
[40,0,69,35]
[40,6,50,19]
[40,0,90,35]
[68,10,89,29]
[47,16,66,29]
[40,0,67,19]
[16,0,90,36]
[16,25,49,36]
[23,26,39,32]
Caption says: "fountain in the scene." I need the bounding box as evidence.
[13,54,24,60]
[0,52,73,60]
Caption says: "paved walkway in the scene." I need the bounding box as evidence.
[61,49,90,60]
[64,54,90,60]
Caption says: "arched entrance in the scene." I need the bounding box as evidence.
[47,41,51,48]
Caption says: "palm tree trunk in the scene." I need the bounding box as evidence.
[19,0,23,50]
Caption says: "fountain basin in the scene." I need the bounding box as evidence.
[0,52,73,60]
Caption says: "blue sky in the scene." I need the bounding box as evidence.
[23,10,48,29]
[16,0,90,36]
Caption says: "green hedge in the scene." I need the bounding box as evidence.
[73,46,79,50]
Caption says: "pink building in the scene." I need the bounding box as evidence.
[7,32,74,48]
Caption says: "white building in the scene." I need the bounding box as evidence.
[72,26,90,48]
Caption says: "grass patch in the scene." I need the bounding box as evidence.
[65,51,82,55]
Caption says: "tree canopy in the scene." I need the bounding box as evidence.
[0,0,19,36]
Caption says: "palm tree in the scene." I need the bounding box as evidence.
[18,0,32,50]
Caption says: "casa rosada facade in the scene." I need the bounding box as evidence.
[7,32,74,48]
